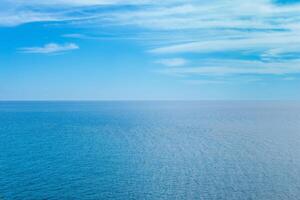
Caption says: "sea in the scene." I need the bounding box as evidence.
[0,101,300,200]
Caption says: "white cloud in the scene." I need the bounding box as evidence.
[0,0,149,26]
[19,43,79,54]
[104,0,300,30]
[156,58,188,67]
[183,79,226,85]
[150,31,300,54]
[62,34,86,38]
[5,0,154,6]
[159,59,300,76]
[3,0,300,78]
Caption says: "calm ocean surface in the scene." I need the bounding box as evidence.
[1,101,300,200]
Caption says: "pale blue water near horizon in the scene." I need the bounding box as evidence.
[1,101,300,200]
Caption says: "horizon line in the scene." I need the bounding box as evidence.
[1,99,300,102]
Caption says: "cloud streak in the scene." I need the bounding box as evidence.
[159,59,300,76]
[3,0,300,80]
[19,43,79,54]
[155,58,188,67]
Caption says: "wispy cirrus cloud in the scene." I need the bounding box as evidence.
[19,43,79,54]
[149,32,300,54]
[3,0,300,80]
[159,59,300,76]
[0,0,164,26]
[155,58,188,67]
[9,0,155,6]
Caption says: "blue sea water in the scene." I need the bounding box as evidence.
[1,101,300,200]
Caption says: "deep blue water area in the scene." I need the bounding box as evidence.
[1,101,300,199]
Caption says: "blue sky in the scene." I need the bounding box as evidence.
[1,0,300,100]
